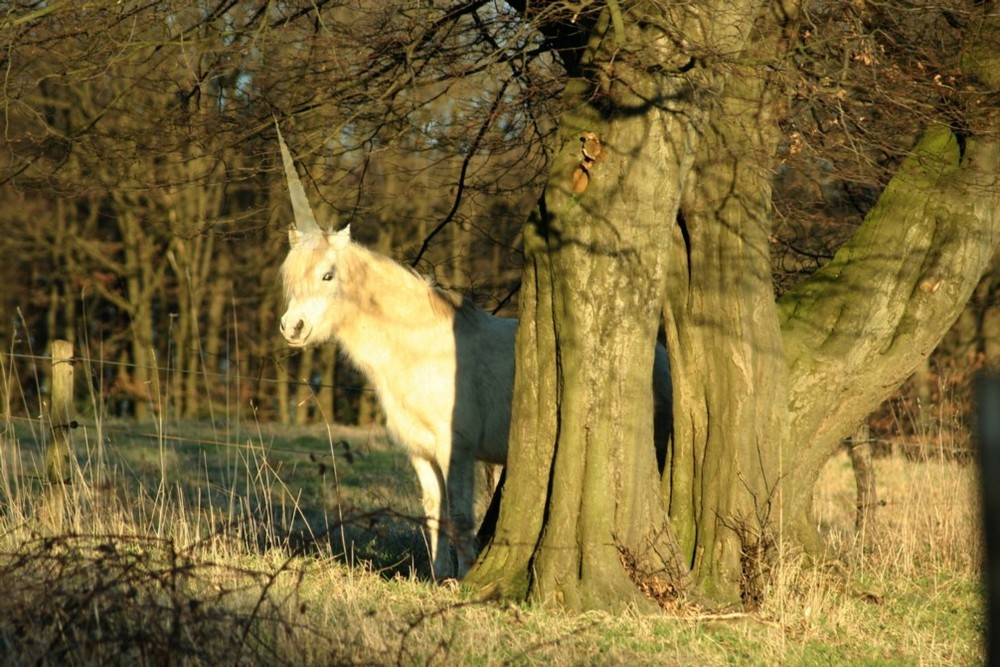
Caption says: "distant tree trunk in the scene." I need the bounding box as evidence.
[357,384,379,428]
[204,267,231,419]
[945,261,1000,366]
[451,217,466,291]
[317,344,337,423]
[169,307,187,419]
[914,357,935,438]
[50,198,78,346]
[183,308,203,421]
[849,422,877,534]
[977,268,1000,362]
[181,286,201,421]
[166,240,192,420]
[277,357,293,425]
[293,346,315,426]
[182,234,217,422]
[118,210,162,422]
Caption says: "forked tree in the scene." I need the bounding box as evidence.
[465,1,1000,610]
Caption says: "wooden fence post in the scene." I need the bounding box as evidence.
[42,339,75,530]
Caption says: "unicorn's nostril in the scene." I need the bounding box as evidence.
[280,317,305,336]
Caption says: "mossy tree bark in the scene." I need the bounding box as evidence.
[661,41,789,604]
[467,0,777,609]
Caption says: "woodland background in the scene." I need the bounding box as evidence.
[0,2,993,661]
[0,0,996,451]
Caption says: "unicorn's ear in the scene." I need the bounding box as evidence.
[329,224,351,250]
[288,226,304,247]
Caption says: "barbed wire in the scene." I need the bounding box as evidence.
[3,352,975,460]
[0,348,389,457]
[1,411,389,462]
[2,350,376,395]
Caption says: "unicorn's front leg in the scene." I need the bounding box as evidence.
[410,456,452,579]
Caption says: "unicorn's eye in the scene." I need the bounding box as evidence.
[322,270,335,281]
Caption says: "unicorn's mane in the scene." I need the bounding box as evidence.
[347,243,466,320]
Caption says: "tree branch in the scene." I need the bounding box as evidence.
[780,124,1000,459]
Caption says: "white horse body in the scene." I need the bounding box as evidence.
[280,227,515,576]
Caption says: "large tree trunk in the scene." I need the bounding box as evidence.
[662,48,788,604]
[469,0,789,608]
[467,3,743,611]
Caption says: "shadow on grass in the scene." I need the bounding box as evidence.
[3,418,438,581]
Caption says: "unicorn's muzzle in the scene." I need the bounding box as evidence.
[279,314,308,346]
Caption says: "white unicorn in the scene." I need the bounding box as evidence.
[275,126,671,579]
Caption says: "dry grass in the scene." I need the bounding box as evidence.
[0,409,985,665]
[766,451,983,665]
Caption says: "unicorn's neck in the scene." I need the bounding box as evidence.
[332,243,456,375]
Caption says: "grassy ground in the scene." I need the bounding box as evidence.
[0,414,985,666]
